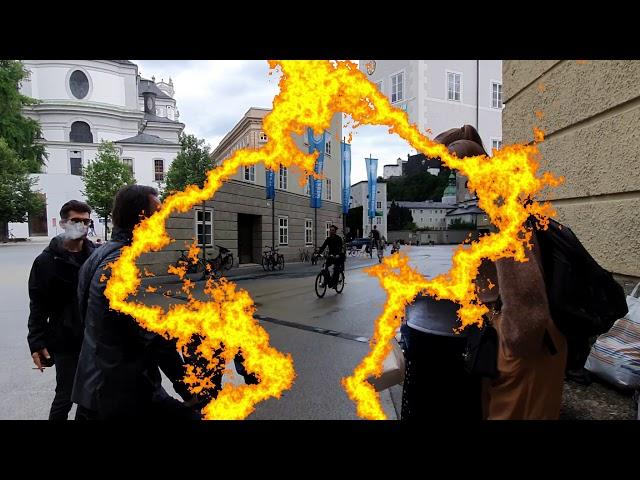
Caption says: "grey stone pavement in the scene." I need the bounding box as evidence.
[3,239,636,420]
[0,238,449,420]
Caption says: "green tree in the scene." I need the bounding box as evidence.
[449,218,476,230]
[164,133,214,257]
[81,141,135,239]
[164,133,214,197]
[387,171,449,202]
[0,139,45,236]
[0,60,47,240]
[387,201,414,231]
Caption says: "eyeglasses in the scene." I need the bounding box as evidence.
[66,218,92,225]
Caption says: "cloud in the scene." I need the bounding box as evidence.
[132,60,415,183]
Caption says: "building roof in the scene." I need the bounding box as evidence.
[115,133,176,145]
[445,205,486,216]
[394,201,455,210]
[111,60,135,66]
[138,79,173,99]
[144,112,181,124]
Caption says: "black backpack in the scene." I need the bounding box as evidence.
[533,217,628,368]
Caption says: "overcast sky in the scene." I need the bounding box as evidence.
[134,60,417,183]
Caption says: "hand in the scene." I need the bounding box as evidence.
[32,348,51,372]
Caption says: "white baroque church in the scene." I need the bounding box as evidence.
[11,60,184,238]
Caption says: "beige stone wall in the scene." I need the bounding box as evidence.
[503,60,640,285]
[139,179,342,275]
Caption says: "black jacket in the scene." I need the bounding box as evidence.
[27,236,95,354]
[318,234,344,257]
[71,227,192,418]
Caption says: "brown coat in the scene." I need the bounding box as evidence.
[477,231,567,420]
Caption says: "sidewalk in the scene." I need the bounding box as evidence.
[141,255,383,287]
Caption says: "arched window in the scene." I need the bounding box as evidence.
[70,121,93,143]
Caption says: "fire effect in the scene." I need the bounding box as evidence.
[104,60,562,420]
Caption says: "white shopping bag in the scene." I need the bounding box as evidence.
[585,282,640,390]
[367,336,406,392]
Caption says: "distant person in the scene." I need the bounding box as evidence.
[88,219,96,236]
[72,185,199,420]
[27,200,95,420]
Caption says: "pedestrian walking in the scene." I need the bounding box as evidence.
[27,200,95,420]
[72,185,200,420]
[88,219,96,237]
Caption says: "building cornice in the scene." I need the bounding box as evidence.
[43,140,180,150]
[24,101,144,121]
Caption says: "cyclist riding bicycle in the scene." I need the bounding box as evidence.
[317,224,345,288]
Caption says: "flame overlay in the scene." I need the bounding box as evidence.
[104,60,562,420]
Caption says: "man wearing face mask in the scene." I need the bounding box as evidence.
[27,200,95,420]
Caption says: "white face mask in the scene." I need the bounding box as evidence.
[62,221,89,240]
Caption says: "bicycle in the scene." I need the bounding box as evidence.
[174,249,206,275]
[262,246,284,271]
[299,248,311,263]
[376,241,384,263]
[315,253,345,298]
[204,245,234,279]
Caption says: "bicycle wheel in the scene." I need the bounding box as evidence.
[277,254,285,270]
[315,271,327,298]
[223,254,233,271]
[335,271,345,294]
[262,254,269,271]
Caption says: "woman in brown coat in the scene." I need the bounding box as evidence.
[438,125,568,420]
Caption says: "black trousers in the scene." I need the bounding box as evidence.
[400,326,482,420]
[326,255,345,286]
[49,351,79,421]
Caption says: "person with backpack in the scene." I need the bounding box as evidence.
[27,200,95,420]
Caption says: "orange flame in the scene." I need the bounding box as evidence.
[104,60,562,420]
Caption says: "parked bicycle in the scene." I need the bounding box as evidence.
[299,248,311,263]
[315,253,345,298]
[204,245,234,279]
[174,249,206,275]
[310,248,322,265]
[262,246,284,271]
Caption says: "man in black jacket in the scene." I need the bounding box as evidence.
[317,225,345,288]
[72,185,200,420]
[28,200,95,420]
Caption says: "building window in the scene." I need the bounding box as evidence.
[325,137,331,155]
[122,158,134,174]
[326,221,332,239]
[326,178,332,200]
[259,132,268,143]
[305,219,313,245]
[195,208,213,247]
[69,150,83,176]
[244,165,255,182]
[377,201,382,209]
[279,165,288,190]
[70,121,93,143]
[279,216,289,245]
[492,82,503,109]
[376,217,382,225]
[491,139,503,152]
[447,72,461,102]
[154,159,165,182]
[391,72,404,103]
[304,178,310,196]
[69,70,89,99]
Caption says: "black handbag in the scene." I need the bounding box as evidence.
[463,309,500,379]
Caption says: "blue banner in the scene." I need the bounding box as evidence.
[365,156,378,219]
[265,168,275,200]
[307,128,326,209]
[341,142,351,214]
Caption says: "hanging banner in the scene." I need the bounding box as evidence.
[365,156,378,219]
[265,168,275,200]
[307,127,326,208]
[341,141,351,215]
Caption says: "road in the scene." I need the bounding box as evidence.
[0,239,456,420]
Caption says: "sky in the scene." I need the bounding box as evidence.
[134,60,417,183]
